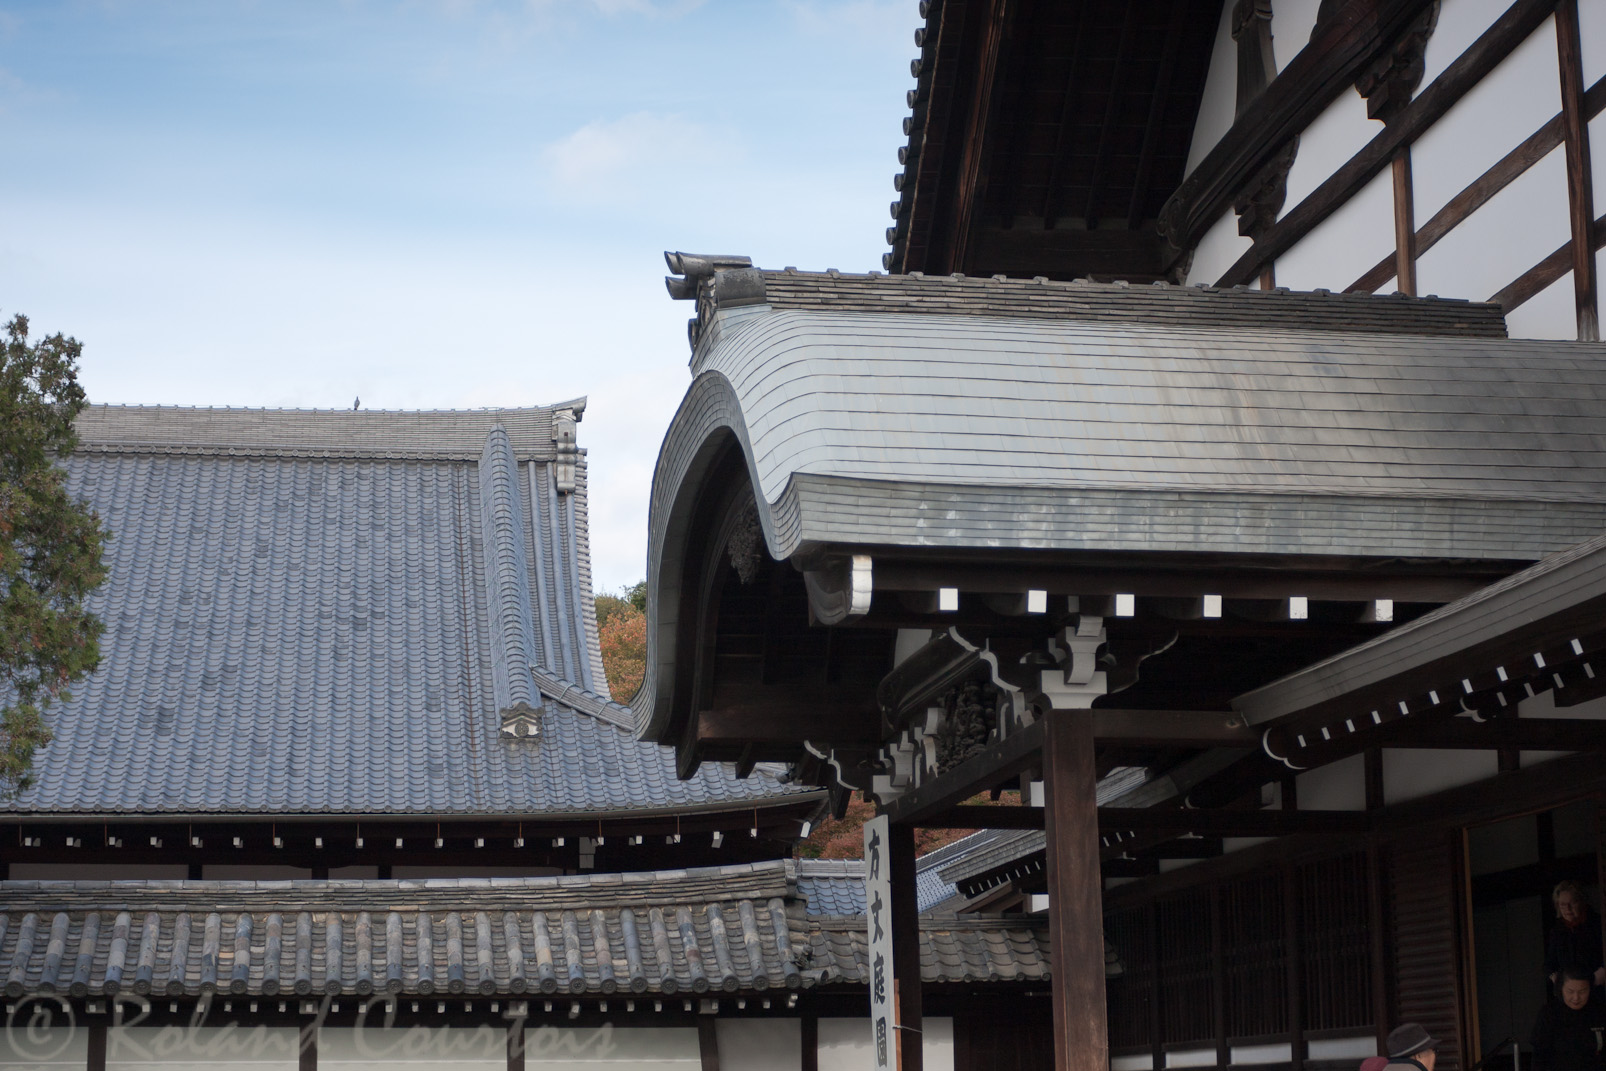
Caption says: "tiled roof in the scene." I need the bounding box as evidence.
[0,861,1048,998]
[756,269,1508,339]
[640,289,1606,736]
[795,856,960,916]
[17,406,810,818]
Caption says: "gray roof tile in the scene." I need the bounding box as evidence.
[14,406,811,818]
[0,861,1046,997]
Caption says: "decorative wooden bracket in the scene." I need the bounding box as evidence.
[1234,137,1300,239]
[1355,1,1440,122]
[803,554,873,625]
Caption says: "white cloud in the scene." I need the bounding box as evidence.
[541,111,737,206]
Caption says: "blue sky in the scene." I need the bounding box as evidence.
[0,0,914,591]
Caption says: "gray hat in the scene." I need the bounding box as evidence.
[1387,1024,1439,1060]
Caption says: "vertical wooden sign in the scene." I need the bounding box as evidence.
[864,814,896,1071]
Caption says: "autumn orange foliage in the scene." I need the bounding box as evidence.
[796,790,1022,859]
[598,605,647,702]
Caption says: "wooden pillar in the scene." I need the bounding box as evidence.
[1044,709,1109,1071]
[890,822,924,1071]
[1368,843,1391,1052]
[1284,865,1304,1071]
[803,1011,819,1071]
[299,1018,318,1071]
[1365,749,1384,812]
[1392,149,1417,296]
[698,1015,721,1071]
[1556,0,1600,340]
[1212,888,1229,1071]
[1149,903,1164,1071]
[86,1022,107,1071]
[508,1019,526,1071]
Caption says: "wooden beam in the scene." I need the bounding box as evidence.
[1099,807,1371,836]
[890,822,924,1071]
[508,1020,526,1071]
[1081,1,1139,229]
[1218,0,1558,287]
[1492,207,1606,310]
[1127,0,1189,229]
[1043,710,1109,1071]
[87,1023,107,1071]
[698,1015,720,1071]
[300,1018,317,1071]
[1556,0,1599,339]
[803,1013,819,1071]
[1041,0,1093,225]
[947,0,1011,273]
[1376,717,1606,751]
[881,719,1045,827]
[1349,73,1606,293]
[1285,864,1305,1071]
[1160,0,1437,269]
[869,557,1489,603]
[1092,708,1253,748]
[1392,148,1417,295]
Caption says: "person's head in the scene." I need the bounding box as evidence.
[1387,1024,1439,1070]
[1559,963,1594,1010]
[1553,881,1589,927]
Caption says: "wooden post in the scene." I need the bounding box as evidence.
[1368,843,1391,1053]
[803,1011,819,1071]
[1392,149,1417,296]
[1365,749,1384,812]
[1149,904,1164,1071]
[890,822,924,1071]
[86,1022,107,1071]
[698,1015,721,1071]
[1556,0,1599,340]
[1212,888,1229,1070]
[1285,865,1304,1071]
[1044,709,1109,1071]
[299,1018,317,1071]
[508,1019,526,1071]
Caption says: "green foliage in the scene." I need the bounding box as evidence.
[0,314,108,793]
[595,579,648,630]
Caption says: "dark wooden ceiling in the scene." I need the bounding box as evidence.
[890,0,1223,281]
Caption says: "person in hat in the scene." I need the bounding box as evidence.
[1383,1023,1440,1071]
[1531,962,1606,1071]
[1546,882,1606,990]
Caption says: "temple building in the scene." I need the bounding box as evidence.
[638,2,1606,1065]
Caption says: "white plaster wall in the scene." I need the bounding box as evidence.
[717,1018,801,1071]
[1295,752,1366,811]
[1113,1054,1155,1071]
[1168,1047,1219,1067]
[1412,16,1560,223]
[1274,168,1395,291]
[1309,1036,1382,1061]
[1233,1041,1293,1064]
[1581,0,1606,85]
[1382,748,1498,805]
[1592,111,1606,224]
[1504,269,1579,339]
[816,1017,952,1071]
[1274,0,1324,70]
[1186,208,1252,286]
[319,1024,700,1069]
[1421,0,1520,90]
[0,1018,87,1069]
[1186,2,1242,174]
[108,1025,298,1069]
[1281,90,1379,212]
[1416,145,1570,302]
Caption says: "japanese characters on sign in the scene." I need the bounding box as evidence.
[864,814,895,1071]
